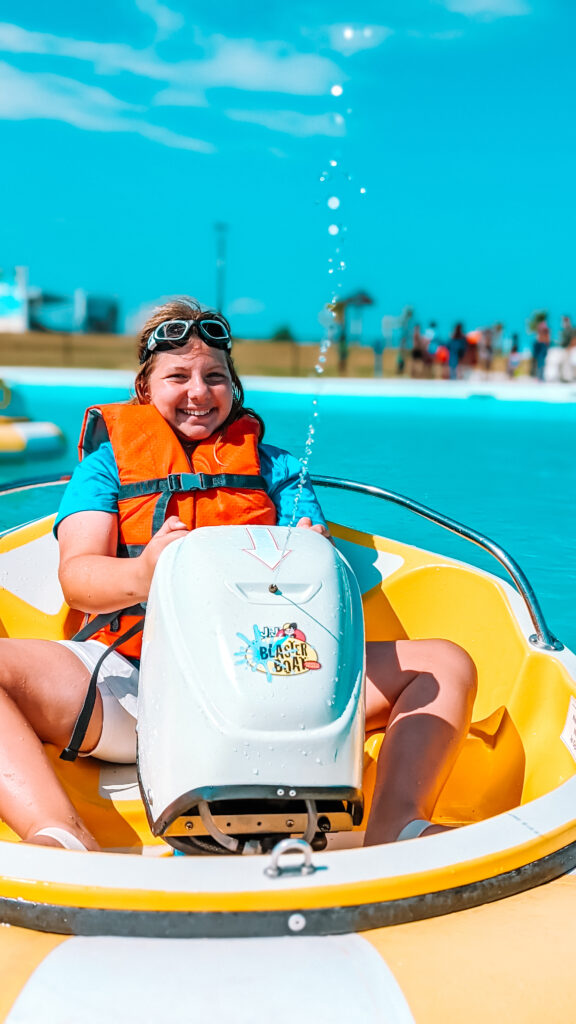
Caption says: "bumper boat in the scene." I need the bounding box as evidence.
[0,474,575,1023]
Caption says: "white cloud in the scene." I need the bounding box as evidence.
[225,108,345,138]
[0,23,342,96]
[0,22,167,79]
[196,36,340,95]
[440,0,530,16]
[228,297,265,316]
[153,87,208,107]
[0,61,214,151]
[134,0,184,41]
[0,21,348,149]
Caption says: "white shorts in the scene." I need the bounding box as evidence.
[57,639,138,764]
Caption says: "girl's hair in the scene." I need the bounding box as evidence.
[133,296,265,437]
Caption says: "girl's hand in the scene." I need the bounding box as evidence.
[296,517,332,541]
[139,516,189,579]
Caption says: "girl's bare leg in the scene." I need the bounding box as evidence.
[0,639,103,849]
[363,639,477,845]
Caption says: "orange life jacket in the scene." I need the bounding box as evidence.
[77,402,277,658]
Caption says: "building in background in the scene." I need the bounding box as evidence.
[0,268,119,334]
[0,267,29,333]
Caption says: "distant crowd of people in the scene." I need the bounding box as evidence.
[394,310,576,383]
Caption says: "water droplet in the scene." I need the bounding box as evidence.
[340,260,346,269]
[331,84,343,97]
[252,768,259,776]
[334,114,345,127]
[328,224,340,236]
[329,159,338,167]
[299,723,305,730]
[344,26,354,39]
[328,268,334,274]
[327,196,340,210]
[315,365,325,374]
[360,187,367,194]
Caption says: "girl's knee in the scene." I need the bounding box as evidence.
[429,639,478,700]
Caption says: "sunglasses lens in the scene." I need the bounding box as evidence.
[155,320,189,342]
[199,319,230,341]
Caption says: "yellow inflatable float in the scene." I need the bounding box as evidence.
[0,475,574,1023]
[0,381,64,458]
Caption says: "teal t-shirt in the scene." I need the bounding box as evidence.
[54,442,327,533]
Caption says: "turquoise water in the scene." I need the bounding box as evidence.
[1,382,575,650]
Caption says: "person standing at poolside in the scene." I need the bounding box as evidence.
[507,334,522,378]
[531,313,551,381]
[448,323,467,380]
[559,315,574,349]
[396,306,413,375]
[559,316,576,382]
[410,323,426,378]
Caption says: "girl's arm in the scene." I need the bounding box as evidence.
[58,511,189,613]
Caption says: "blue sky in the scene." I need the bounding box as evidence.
[0,0,574,342]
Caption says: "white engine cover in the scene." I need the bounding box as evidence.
[137,525,365,831]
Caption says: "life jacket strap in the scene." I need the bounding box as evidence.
[71,605,146,641]
[60,617,145,763]
[117,472,267,535]
[118,471,267,501]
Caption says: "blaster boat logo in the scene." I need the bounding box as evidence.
[236,623,321,682]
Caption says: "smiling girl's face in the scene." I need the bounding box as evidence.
[147,339,234,442]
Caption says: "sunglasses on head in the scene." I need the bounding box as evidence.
[141,315,232,363]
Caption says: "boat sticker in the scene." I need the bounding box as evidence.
[560,695,576,763]
[235,623,322,682]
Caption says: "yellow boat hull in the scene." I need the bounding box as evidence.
[0,513,575,1020]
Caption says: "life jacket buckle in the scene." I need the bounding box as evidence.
[166,473,182,492]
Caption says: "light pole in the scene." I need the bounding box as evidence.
[214,222,228,314]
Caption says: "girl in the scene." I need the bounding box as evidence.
[0,298,476,850]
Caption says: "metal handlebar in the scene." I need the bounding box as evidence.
[0,472,562,651]
[311,474,563,652]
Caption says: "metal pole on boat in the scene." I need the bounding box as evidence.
[312,475,563,652]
